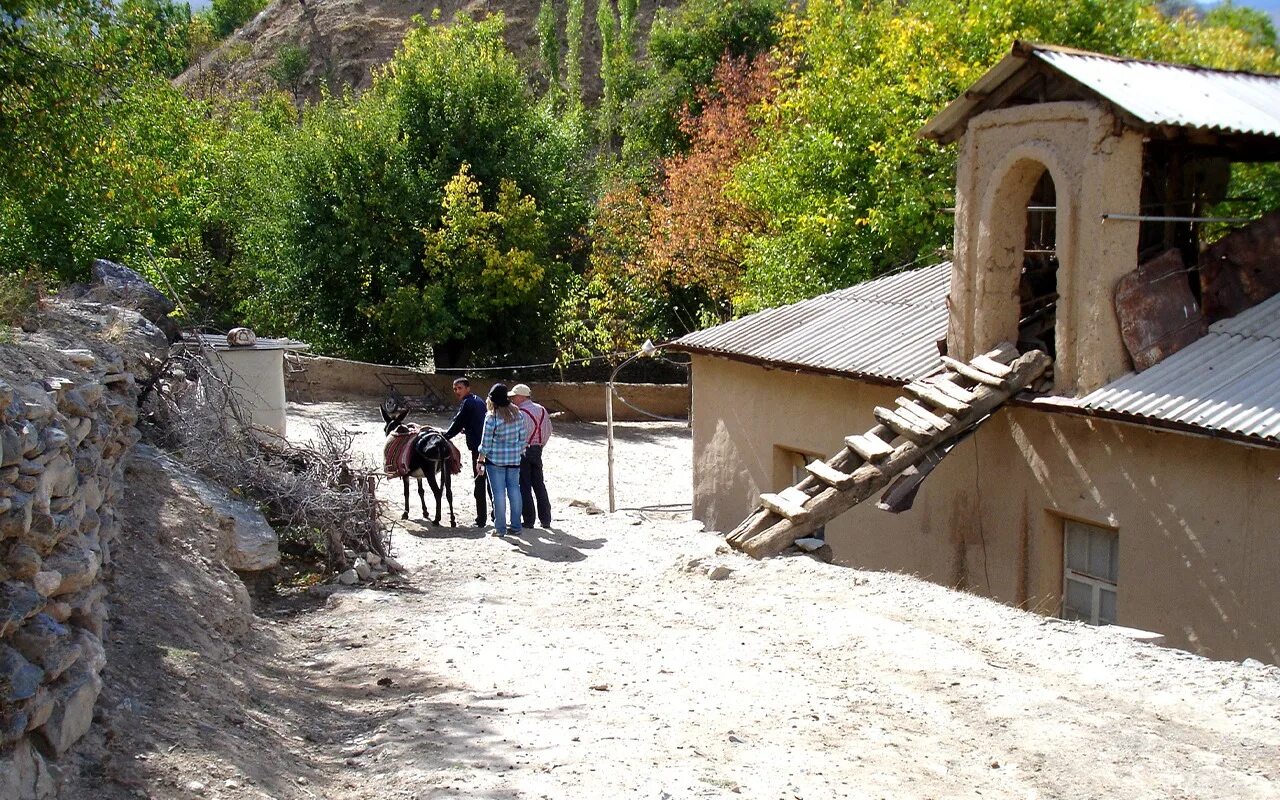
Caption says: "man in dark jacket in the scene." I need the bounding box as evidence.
[444,377,488,527]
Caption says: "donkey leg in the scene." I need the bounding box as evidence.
[425,468,443,526]
[417,477,428,519]
[401,477,410,520]
[442,462,455,527]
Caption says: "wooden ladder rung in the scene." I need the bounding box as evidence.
[982,342,1020,365]
[873,407,931,444]
[760,487,811,522]
[941,355,1009,388]
[895,398,951,431]
[928,377,978,403]
[905,381,969,415]
[971,354,1013,377]
[844,433,895,461]
[806,459,858,490]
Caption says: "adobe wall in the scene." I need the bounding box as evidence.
[690,354,1280,664]
[0,338,142,797]
[286,354,690,422]
[949,102,1144,397]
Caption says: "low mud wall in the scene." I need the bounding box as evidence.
[285,354,689,423]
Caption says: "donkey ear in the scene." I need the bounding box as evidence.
[380,406,392,424]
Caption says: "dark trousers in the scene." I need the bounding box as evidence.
[470,449,488,525]
[520,444,552,528]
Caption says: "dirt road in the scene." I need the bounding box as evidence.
[64,400,1280,799]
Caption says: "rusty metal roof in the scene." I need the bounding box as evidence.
[669,262,951,383]
[1078,292,1280,443]
[920,42,1280,144]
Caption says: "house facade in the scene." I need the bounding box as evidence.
[672,43,1280,664]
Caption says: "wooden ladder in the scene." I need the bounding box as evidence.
[727,343,1052,559]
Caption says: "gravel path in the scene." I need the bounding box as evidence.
[274,400,1280,800]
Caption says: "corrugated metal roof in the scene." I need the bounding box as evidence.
[1078,292,1280,443]
[670,262,951,383]
[920,41,1280,144]
[1037,49,1280,139]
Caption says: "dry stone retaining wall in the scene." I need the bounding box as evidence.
[0,348,140,798]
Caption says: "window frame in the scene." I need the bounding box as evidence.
[1061,518,1118,626]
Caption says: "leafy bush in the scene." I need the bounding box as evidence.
[207,0,268,39]
[268,43,309,98]
[241,14,591,366]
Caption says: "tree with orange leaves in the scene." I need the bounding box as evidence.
[643,53,778,330]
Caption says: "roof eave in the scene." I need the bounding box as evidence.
[1016,395,1280,451]
[917,42,1037,144]
[670,344,919,388]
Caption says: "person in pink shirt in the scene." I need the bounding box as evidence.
[510,383,553,529]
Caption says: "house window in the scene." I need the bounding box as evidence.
[1062,519,1118,626]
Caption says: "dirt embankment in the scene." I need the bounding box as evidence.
[62,401,1280,799]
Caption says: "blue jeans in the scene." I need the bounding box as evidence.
[486,464,523,534]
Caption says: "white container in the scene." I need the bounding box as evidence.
[188,332,308,438]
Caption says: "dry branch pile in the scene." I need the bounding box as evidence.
[139,342,390,571]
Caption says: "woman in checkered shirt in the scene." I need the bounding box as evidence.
[477,383,533,536]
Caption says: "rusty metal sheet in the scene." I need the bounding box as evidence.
[1199,210,1280,323]
[1115,249,1206,372]
[1077,291,1280,443]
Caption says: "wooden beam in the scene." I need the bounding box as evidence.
[982,341,1020,365]
[728,423,894,546]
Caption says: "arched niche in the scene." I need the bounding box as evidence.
[973,151,1068,389]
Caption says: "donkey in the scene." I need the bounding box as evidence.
[381,407,458,526]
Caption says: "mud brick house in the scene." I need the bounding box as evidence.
[671,43,1280,664]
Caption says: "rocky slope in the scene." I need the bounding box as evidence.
[177,0,676,103]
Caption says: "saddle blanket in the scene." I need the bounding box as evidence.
[384,425,463,477]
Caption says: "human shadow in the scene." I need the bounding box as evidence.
[503,527,607,563]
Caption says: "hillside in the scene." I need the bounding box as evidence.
[176,0,677,102]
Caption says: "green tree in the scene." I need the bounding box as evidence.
[263,14,590,364]
[0,0,213,284]
[733,0,1280,312]
[387,164,560,365]
[565,0,585,110]
[537,0,560,88]
[208,0,267,38]
[1203,1,1278,49]
[596,0,620,143]
[268,42,309,99]
[618,0,784,168]
[114,0,194,77]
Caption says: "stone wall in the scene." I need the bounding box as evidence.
[286,354,690,422]
[0,323,144,797]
